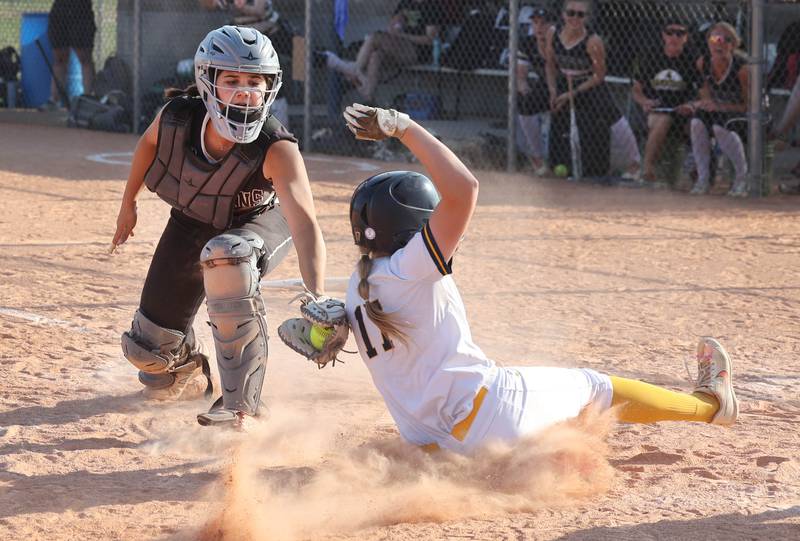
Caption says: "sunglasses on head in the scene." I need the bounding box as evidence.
[709,34,734,45]
[663,28,688,37]
[564,9,586,18]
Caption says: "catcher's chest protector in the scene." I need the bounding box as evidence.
[144,98,265,230]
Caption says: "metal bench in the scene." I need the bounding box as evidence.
[401,63,633,119]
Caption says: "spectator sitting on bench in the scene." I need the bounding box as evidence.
[517,6,553,176]
[632,14,699,184]
[317,0,443,103]
[686,22,750,197]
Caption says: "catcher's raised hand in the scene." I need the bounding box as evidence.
[278,294,349,368]
[343,103,411,141]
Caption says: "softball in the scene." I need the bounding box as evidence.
[554,164,569,177]
[310,324,333,350]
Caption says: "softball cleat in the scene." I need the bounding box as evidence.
[693,337,739,426]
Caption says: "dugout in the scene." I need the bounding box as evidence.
[2,0,790,180]
[112,1,799,128]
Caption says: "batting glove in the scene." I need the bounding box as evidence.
[343,103,411,141]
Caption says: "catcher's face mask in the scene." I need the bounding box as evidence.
[195,25,283,144]
[198,68,281,143]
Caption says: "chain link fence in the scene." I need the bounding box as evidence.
[0,0,798,194]
[306,0,514,166]
[544,1,755,190]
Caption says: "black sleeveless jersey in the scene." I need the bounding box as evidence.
[552,28,593,80]
[705,55,746,105]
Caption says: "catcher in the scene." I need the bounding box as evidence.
[278,103,739,454]
[112,26,339,429]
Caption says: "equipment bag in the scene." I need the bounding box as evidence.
[69,92,131,133]
[94,55,132,97]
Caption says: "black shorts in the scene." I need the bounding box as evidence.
[649,111,689,137]
[138,203,293,333]
[48,0,96,50]
[694,110,747,140]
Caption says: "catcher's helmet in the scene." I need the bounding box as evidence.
[195,26,282,144]
[350,171,441,254]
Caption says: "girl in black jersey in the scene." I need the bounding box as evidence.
[544,0,630,178]
[516,8,552,175]
[685,22,750,196]
[111,27,329,428]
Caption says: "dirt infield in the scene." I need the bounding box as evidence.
[1,122,799,540]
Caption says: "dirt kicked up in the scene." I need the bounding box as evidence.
[0,123,799,540]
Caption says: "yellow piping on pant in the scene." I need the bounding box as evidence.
[421,386,488,453]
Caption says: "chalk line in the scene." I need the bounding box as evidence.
[0,307,94,334]
[260,276,350,289]
[87,152,381,175]
[0,278,349,335]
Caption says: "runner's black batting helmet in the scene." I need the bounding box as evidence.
[350,171,441,254]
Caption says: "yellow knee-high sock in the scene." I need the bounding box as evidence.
[609,376,719,424]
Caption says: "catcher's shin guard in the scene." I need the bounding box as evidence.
[121,310,212,398]
[198,229,269,423]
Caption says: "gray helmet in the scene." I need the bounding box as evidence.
[194,26,282,144]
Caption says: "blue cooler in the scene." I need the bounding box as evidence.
[20,12,84,108]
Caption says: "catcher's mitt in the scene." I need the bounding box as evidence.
[277,293,349,368]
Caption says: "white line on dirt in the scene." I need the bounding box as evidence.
[1,240,115,247]
[86,152,136,165]
[0,307,94,334]
[303,155,381,174]
[0,278,349,334]
[86,152,381,174]
[259,276,350,289]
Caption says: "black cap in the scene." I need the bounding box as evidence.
[662,13,689,29]
[530,7,549,19]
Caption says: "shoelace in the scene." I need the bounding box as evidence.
[686,350,713,390]
[682,355,695,383]
[288,285,318,306]
[697,354,711,387]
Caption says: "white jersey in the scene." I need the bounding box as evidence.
[345,223,498,446]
